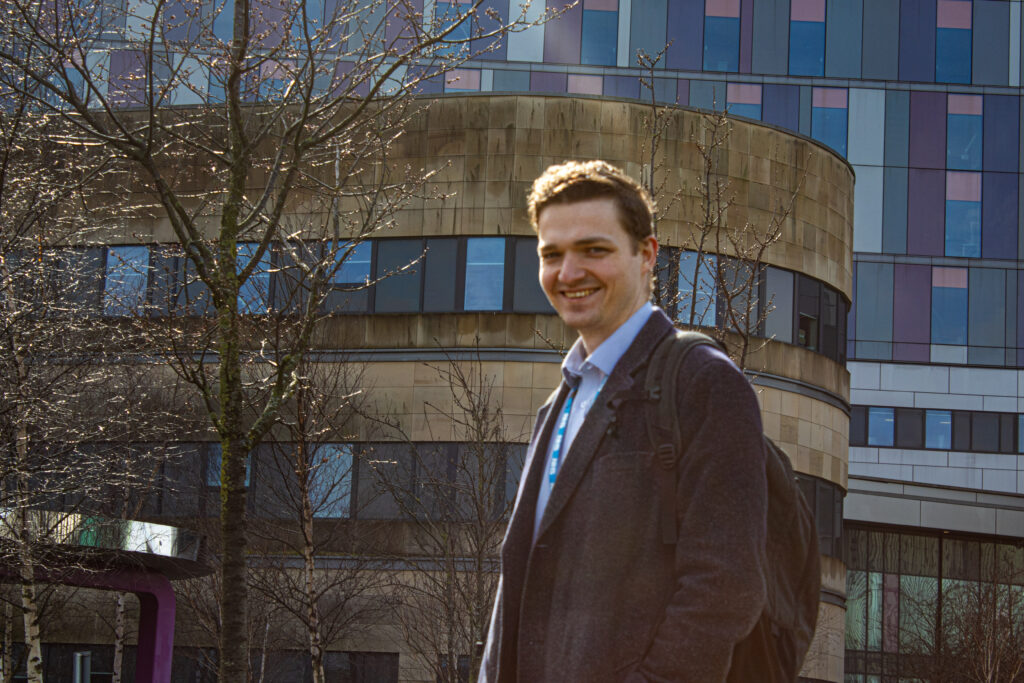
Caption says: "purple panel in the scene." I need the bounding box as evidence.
[472,0,509,60]
[894,263,931,344]
[899,0,937,82]
[667,0,704,70]
[982,172,1018,258]
[530,71,567,93]
[544,0,582,64]
[907,169,945,256]
[161,0,200,42]
[762,84,800,131]
[893,343,931,361]
[109,50,146,108]
[604,75,640,98]
[408,66,444,94]
[983,95,1020,173]
[677,78,690,105]
[739,0,753,72]
[909,91,946,169]
[254,0,287,48]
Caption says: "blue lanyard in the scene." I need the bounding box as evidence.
[547,387,577,484]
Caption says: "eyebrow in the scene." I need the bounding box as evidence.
[539,236,615,253]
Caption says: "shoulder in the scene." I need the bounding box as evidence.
[675,341,762,429]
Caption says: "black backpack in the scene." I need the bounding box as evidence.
[641,329,821,683]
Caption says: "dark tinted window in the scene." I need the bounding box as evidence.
[895,408,924,449]
[423,238,458,312]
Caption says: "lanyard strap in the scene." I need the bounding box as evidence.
[547,376,607,484]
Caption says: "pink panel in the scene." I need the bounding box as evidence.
[584,0,618,10]
[705,0,740,18]
[937,0,972,29]
[568,74,603,95]
[946,171,982,202]
[727,83,761,105]
[446,68,480,90]
[933,267,968,289]
[947,94,982,115]
[790,0,825,22]
[812,87,847,109]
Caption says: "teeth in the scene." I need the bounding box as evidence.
[564,289,596,299]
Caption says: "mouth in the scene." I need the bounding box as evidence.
[562,288,599,300]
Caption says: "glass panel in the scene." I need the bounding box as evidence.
[424,238,458,313]
[790,20,826,76]
[335,241,372,285]
[953,411,972,451]
[1019,415,1024,453]
[935,27,971,84]
[895,408,924,448]
[677,251,717,326]
[868,571,883,650]
[375,239,423,313]
[846,570,868,650]
[946,113,982,170]
[310,444,353,518]
[851,406,868,446]
[581,9,617,66]
[703,16,740,72]
[512,238,551,313]
[899,575,938,653]
[464,238,505,311]
[971,412,1000,452]
[925,410,952,449]
[812,105,848,156]
[237,242,271,314]
[103,245,150,316]
[868,407,895,447]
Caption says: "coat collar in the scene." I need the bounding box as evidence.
[532,308,675,541]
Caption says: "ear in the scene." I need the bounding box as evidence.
[639,236,658,271]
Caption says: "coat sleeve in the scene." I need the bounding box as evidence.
[626,347,768,683]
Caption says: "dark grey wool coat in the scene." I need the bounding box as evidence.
[478,309,769,683]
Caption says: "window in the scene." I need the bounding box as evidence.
[789,0,825,77]
[512,238,552,313]
[895,408,924,448]
[103,245,150,316]
[945,172,981,257]
[581,2,617,66]
[375,239,423,312]
[925,410,952,449]
[324,240,371,313]
[867,407,895,447]
[445,68,481,92]
[237,242,271,314]
[727,83,761,120]
[931,267,967,345]
[1020,415,1024,453]
[310,444,353,518]
[952,411,971,451]
[970,412,999,452]
[677,251,717,326]
[946,94,982,170]
[423,238,458,312]
[435,1,472,58]
[797,275,821,351]
[811,88,848,156]
[935,0,972,84]
[206,444,251,488]
[464,238,505,311]
[703,0,740,72]
[850,406,867,446]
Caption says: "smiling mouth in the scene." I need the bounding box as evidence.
[563,288,598,299]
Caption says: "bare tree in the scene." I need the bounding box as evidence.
[365,345,523,683]
[637,48,804,369]
[0,0,553,677]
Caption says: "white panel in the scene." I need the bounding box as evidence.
[852,165,884,253]
[481,69,494,91]
[983,396,1019,412]
[879,363,949,394]
[849,446,879,463]
[617,0,632,68]
[507,1,546,62]
[996,507,1024,536]
[982,470,1019,493]
[880,449,949,467]
[849,388,915,407]
[913,392,985,410]
[848,361,881,390]
[845,492,922,526]
[948,452,1017,469]
[1011,2,1021,87]
[849,462,914,481]
[949,366,1019,396]
[847,88,885,166]
[914,466,984,489]
[921,500,996,533]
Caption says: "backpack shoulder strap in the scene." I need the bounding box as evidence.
[644,329,725,544]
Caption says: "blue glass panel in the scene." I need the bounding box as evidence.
[335,241,371,284]
[677,251,717,327]
[311,444,353,518]
[581,9,617,66]
[464,237,505,311]
[925,410,952,449]
[931,286,968,345]
[944,200,981,257]
[946,113,982,170]
[935,27,971,84]
[789,20,825,77]
[1019,415,1024,453]
[213,0,235,41]
[703,16,740,72]
[728,102,761,120]
[104,245,150,316]
[237,242,271,314]
[811,106,848,156]
[867,407,895,447]
[436,2,472,58]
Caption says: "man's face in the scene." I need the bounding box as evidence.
[537,196,657,352]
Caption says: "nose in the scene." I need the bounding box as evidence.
[558,252,586,283]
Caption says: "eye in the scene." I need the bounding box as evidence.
[585,246,609,255]
[540,251,560,262]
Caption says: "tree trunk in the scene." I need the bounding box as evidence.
[2,599,13,683]
[112,591,126,683]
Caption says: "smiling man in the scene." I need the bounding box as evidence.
[478,161,770,683]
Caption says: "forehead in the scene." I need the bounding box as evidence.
[536,197,629,244]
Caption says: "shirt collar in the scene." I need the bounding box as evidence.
[561,302,655,386]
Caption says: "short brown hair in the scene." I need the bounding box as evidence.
[527,160,655,244]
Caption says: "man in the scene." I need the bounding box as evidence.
[479,161,768,683]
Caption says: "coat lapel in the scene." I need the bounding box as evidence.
[534,310,674,541]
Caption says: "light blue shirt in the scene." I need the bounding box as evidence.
[532,302,654,541]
